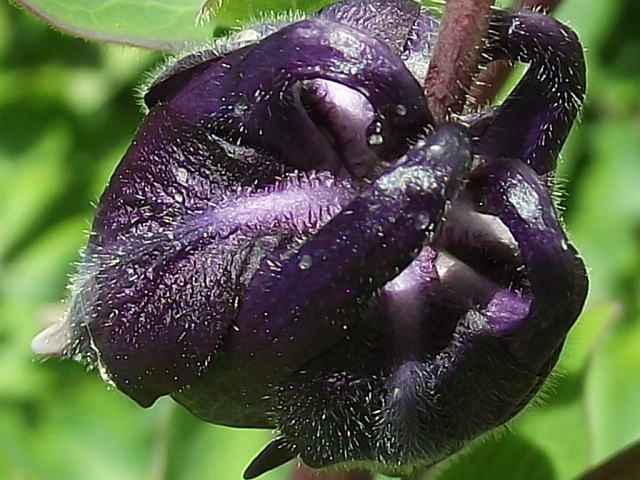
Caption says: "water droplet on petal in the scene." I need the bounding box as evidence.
[298,254,313,270]
[428,144,444,156]
[176,167,188,183]
[368,133,384,146]
[414,213,431,230]
[396,104,407,116]
[233,99,251,117]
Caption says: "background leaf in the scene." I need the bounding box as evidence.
[13,0,330,50]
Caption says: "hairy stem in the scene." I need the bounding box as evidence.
[425,0,495,122]
[291,466,372,480]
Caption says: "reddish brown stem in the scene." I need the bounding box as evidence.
[576,439,640,480]
[291,466,372,480]
[425,0,495,122]
[469,0,564,107]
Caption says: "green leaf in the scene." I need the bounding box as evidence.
[15,0,215,50]
[0,124,71,259]
[13,0,330,51]
[567,118,640,301]
[584,317,640,466]
[435,433,557,480]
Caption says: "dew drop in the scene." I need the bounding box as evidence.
[233,99,250,117]
[176,167,188,183]
[174,192,184,203]
[428,144,444,156]
[368,133,384,146]
[414,213,431,230]
[125,266,137,281]
[257,235,278,250]
[298,254,313,270]
[396,104,407,116]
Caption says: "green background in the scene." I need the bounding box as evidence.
[1,0,639,479]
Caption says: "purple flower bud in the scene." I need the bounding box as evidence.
[33,1,587,477]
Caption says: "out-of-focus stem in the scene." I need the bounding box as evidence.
[291,466,372,480]
[469,0,564,107]
[576,439,640,480]
[149,401,175,480]
[425,0,495,122]
[401,469,430,480]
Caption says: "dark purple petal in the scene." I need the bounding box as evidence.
[244,437,296,479]
[317,0,440,84]
[67,105,264,406]
[317,0,422,53]
[231,123,471,373]
[171,123,471,427]
[477,9,586,175]
[469,159,588,371]
[160,18,432,175]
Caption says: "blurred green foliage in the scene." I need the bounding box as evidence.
[1,1,639,479]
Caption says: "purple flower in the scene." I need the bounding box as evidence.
[33,0,587,477]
